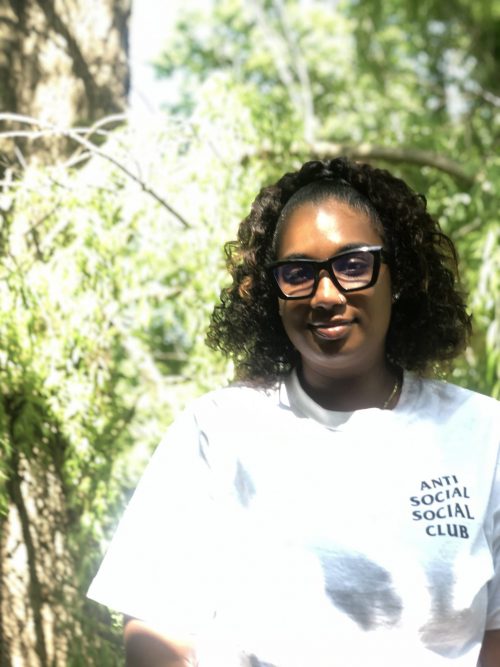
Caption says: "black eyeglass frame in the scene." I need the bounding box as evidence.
[267,245,389,300]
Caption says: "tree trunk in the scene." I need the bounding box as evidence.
[0,1,131,664]
[0,0,131,163]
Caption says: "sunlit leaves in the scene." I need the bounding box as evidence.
[2,1,499,660]
[155,0,500,398]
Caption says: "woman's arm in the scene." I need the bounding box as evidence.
[124,617,196,667]
[479,630,500,667]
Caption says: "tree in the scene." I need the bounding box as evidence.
[0,108,250,664]
[0,1,132,663]
[0,0,130,165]
[1,1,499,663]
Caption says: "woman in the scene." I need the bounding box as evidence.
[88,158,500,666]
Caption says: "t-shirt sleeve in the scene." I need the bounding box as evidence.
[87,406,225,638]
[485,444,500,630]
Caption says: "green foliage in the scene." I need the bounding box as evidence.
[0,117,251,516]
[2,1,499,662]
[0,116,254,660]
[155,0,500,398]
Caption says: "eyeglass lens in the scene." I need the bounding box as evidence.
[274,250,376,297]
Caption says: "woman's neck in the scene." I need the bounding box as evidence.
[297,362,401,412]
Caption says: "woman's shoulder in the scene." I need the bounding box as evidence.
[403,372,500,420]
[187,381,283,418]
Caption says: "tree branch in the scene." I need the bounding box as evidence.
[273,0,316,143]
[0,113,192,228]
[245,142,477,185]
[247,1,304,118]
[311,143,477,184]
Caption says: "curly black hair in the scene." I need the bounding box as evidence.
[207,157,472,384]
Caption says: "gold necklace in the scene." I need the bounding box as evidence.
[382,375,400,410]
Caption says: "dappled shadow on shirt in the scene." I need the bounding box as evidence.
[316,550,403,630]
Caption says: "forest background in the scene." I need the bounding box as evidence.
[0,0,499,664]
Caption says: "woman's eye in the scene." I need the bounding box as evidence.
[346,260,367,274]
[335,255,370,276]
[282,265,312,284]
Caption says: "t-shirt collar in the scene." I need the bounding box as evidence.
[280,368,412,429]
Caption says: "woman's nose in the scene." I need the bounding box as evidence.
[310,273,347,308]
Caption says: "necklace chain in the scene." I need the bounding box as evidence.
[382,375,400,410]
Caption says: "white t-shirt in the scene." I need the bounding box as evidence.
[88,371,500,666]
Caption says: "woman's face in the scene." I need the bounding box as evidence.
[276,198,392,386]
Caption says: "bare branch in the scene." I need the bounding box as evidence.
[0,113,192,228]
[65,114,128,166]
[244,142,477,185]
[310,143,477,184]
[71,136,192,228]
[463,83,500,108]
[480,89,500,107]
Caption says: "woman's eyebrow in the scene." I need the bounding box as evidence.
[280,243,372,261]
[280,252,316,261]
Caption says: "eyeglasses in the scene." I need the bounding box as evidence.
[267,245,388,300]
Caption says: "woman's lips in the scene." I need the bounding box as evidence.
[308,319,354,340]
